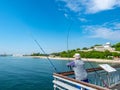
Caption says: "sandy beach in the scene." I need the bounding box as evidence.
[26,56,120,64]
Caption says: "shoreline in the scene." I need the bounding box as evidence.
[25,56,120,64]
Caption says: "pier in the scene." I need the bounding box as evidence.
[53,65,120,90]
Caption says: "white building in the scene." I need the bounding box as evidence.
[94,42,115,51]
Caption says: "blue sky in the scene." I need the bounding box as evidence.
[0,0,120,54]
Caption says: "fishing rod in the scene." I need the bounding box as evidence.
[65,20,108,87]
[65,18,109,87]
[85,58,109,88]
[66,21,74,71]
[67,21,73,61]
[30,34,58,73]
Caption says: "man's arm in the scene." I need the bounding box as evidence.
[66,61,75,67]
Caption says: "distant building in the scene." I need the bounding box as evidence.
[94,46,105,51]
[94,42,115,51]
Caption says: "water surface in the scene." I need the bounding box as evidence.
[0,56,105,90]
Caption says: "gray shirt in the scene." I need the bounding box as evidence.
[72,60,88,81]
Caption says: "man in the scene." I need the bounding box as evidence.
[67,53,88,82]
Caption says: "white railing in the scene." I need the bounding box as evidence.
[53,66,120,90]
[88,68,120,88]
[53,73,108,90]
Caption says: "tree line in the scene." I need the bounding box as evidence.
[52,50,120,59]
[31,42,120,59]
[50,42,120,59]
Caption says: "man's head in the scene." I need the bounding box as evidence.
[73,53,81,60]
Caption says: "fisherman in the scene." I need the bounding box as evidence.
[67,53,88,82]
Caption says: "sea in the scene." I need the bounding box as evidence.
[0,56,107,90]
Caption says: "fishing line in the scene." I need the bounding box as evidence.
[66,21,73,71]
[65,18,109,87]
[66,21,73,61]
[29,33,58,73]
[65,20,108,87]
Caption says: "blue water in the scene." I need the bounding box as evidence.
[0,56,71,90]
[0,56,102,90]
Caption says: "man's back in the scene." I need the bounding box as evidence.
[73,60,87,81]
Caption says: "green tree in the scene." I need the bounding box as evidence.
[82,47,88,50]
[76,48,80,51]
[94,44,102,46]
[112,42,120,51]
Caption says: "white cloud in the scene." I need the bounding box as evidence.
[83,22,120,40]
[86,0,119,14]
[57,0,86,13]
[114,23,120,29]
[78,18,87,22]
[58,0,120,14]
[64,13,68,18]
[59,0,82,12]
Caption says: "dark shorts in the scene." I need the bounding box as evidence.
[82,79,89,83]
[76,79,89,90]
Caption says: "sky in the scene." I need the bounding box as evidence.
[0,0,120,54]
